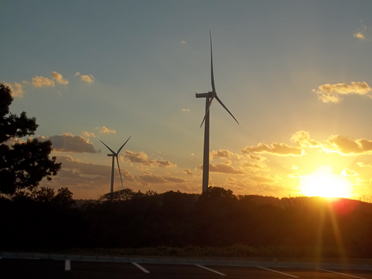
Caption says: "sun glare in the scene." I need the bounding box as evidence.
[300,166,352,198]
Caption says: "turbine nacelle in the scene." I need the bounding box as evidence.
[195,92,214,98]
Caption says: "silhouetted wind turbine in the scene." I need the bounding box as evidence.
[98,137,131,194]
[196,31,239,194]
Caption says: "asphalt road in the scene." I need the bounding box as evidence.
[1,259,372,279]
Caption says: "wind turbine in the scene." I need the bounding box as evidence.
[98,136,131,194]
[195,31,239,194]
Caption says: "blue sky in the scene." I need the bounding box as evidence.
[2,1,372,199]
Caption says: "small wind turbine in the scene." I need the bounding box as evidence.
[98,137,131,194]
[196,31,239,194]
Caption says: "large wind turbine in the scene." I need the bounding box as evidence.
[196,32,239,194]
[98,137,131,194]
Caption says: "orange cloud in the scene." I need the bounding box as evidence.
[32,76,55,88]
[75,72,94,83]
[99,126,117,135]
[242,143,303,156]
[209,163,244,174]
[3,82,24,98]
[291,130,320,148]
[313,81,372,103]
[124,150,176,168]
[328,135,372,154]
[51,71,69,85]
[354,32,366,40]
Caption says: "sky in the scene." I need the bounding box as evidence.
[2,0,372,200]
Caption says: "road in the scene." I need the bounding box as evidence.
[1,259,372,279]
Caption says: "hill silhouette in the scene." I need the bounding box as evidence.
[2,186,372,258]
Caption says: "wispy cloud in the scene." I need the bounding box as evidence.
[98,126,117,135]
[81,131,96,139]
[3,82,24,98]
[184,169,193,175]
[242,142,303,156]
[328,135,372,155]
[209,163,244,174]
[75,72,95,84]
[353,24,368,40]
[124,150,176,168]
[51,71,69,85]
[290,130,321,148]
[50,133,98,153]
[32,76,55,88]
[313,81,372,103]
[353,32,366,40]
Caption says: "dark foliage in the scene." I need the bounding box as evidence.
[2,186,372,258]
[0,83,60,194]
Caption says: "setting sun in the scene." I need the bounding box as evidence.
[300,166,352,198]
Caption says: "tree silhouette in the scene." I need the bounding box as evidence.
[0,84,60,195]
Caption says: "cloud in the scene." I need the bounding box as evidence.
[124,151,152,165]
[209,163,244,174]
[138,174,186,184]
[32,76,55,88]
[124,150,176,168]
[291,130,320,148]
[156,160,176,168]
[328,135,372,154]
[354,32,366,40]
[98,126,117,135]
[313,81,372,103]
[75,72,94,84]
[3,82,24,98]
[181,108,190,112]
[212,149,235,159]
[353,24,367,41]
[81,131,96,138]
[49,134,98,153]
[184,169,193,175]
[51,71,69,85]
[242,143,303,156]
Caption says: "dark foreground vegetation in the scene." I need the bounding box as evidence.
[1,187,372,258]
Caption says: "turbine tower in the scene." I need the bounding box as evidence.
[98,136,131,194]
[196,32,239,194]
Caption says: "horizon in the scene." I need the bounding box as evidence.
[2,1,372,201]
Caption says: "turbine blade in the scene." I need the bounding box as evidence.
[117,136,131,154]
[97,138,115,154]
[215,95,239,125]
[116,156,124,189]
[200,97,214,127]
[210,30,216,92]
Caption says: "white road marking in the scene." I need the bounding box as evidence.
[132,262,150,274]
[64,259,71,271]
[195,264,226,276]
[257,266,299,278]
[319,268,367,279]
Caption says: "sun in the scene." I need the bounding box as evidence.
[300,166,352,198]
